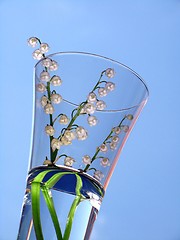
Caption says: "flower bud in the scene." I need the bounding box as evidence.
[105,68,115,78]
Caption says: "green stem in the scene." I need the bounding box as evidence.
[118,116,127,128]
[51,70,105,164]
[66,102,87,130]
[46,81,55,161]
[92,70,105,92]
[83,116,127,172]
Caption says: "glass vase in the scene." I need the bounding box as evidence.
[17,52,149,240]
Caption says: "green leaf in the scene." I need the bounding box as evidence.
[31,170,83,240]
[41,185,63,240]
[45,171,76,189]
[31,182,43,240]
[63,174,83,240]
[75,174,83,196]
[31,170,53,239]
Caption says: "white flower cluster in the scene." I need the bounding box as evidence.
[43,155,75,167]
[37,73,62,92]
[41,91,62,115]
[82,155,110,167]
[28,37,50,60]
[85,114,134,182]
[28,37,63,117]
[50,126,88,153]
[99,132,120,152]
[29,39,123,175]
[82,68,116,128]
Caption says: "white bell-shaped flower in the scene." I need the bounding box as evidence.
[51,93,62,104]
[96,100,106,110]
[80,107,86,114]
[121,125,129,133]
[76,126,88,140]
[87,115,98,126]
[110,142,117,150]
[105,68,115,78]
[87,92,97,103]
[60,136,72,145]
[84,103,96,114]
[100,157,110,167]
[64,130,76,141]
[112,135,119,143]
[113,126,121,135]
[36,83,46,92]
[105,82,115,92]
[98,87,108,97]
[28,37,39,47]
[32,49,43,60]
[42,58,52,68]
[59,114,69,125]
[45,125,55,136]
[40,95,48,107]
[49,60,58,71]
[40,70,50,82]
[44,103,54,114]
[51,75,62,86]
[64,156,75,167]
[51,138,61,151]
[99,143,108,152]
[82,155,91,165]
[40,43,50,53]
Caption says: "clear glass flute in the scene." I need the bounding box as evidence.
[17,52,149,240]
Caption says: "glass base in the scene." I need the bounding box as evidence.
[17,166,104,240]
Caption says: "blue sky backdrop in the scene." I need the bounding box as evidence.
[1,0,180,239]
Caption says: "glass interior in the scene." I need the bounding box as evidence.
[31,52,149,187]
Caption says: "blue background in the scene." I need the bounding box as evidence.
[0,0,180,239]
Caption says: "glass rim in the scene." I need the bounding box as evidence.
[34,51,149,112]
